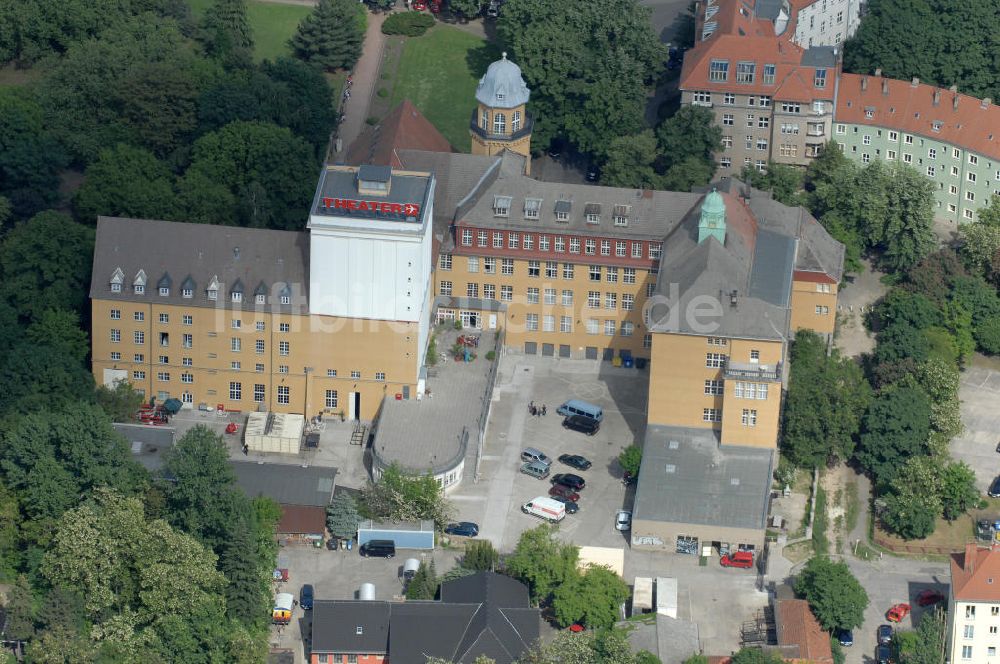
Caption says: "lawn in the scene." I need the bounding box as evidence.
[186,0,311,62]
[389,24,501,152]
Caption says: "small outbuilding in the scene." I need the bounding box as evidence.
[231,461,337,543]
[244,412,304,454]
[577,546,625,577]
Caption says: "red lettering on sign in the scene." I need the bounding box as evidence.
[322,198,421,218]
[322,197,334,208]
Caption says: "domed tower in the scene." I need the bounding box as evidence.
[697,189,727,245]
[470,52,533,171]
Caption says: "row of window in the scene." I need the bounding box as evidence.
[112,283,293,305]
[837,125,997,171]
[120,357,378,381]
[719,157,768,172]
[109,310,304,333]
[449,256,646,284]
[457,230,662,259]
[702,408,759,426]
[442,282,645,309]
[479,109,523,135]
[520,315,638,337]
[706,61,781,86]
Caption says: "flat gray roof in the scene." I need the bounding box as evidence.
[115,423,175,471]
[633,426,774,531]
[230,460,336,507]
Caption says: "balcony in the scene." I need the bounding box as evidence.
[470,110,534,142]
[724,360,781,381]
[807,124,826,137]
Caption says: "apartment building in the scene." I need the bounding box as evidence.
[791,0,863,48]
[834,71,1000,223]
[948,543,1000,662]
[682,0,839,176]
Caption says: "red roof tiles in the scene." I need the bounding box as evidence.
[836,73,1000,162]
[776,599,834,663]
[952,543,1000,602]
[346,99,453,168]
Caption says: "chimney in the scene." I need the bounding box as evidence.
[983,98,993,109]
[949,84,958,93]
[933,89,940,106]
[954,93,960,111]
[860,76,868,91]
[966,542,979,574]
[882,79,889,95]
[911,77,919,87]
[874,67,882,77]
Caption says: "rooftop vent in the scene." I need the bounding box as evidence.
[911,77,920,87]
[874,67,882,77]
[860,76,867,91]
[729,290,739,308]
[983,98,992,109]
[933,89,941,106]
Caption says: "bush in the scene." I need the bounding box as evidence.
[376,87,388,98]
[485,350,496,361]
[365,116,379,125]
[382,12,435,36]
[975,315,1000,354]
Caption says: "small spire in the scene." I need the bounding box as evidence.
[501,51,507,60]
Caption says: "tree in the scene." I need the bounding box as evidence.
[660,155,716,193]
[782,330,871,467]
[856,386,931,487]
[74,144,178,224]
[618,445,642,477]
[178,121,319,230]
[794,557,869,631]
[220,515,269,627]
[881,456,943,540]
[505,525,579,604]
[682,657,709,664]
[0,91,68,218]
[448,0,484,19]
[729,648,785,664]
[976,316,1000,354]
[600,131,660,189]
[202,0,254,58]
[959,199,1000,283]
[552,565,629,628]
[95,380,146,423]
[40,488,228,658]
[289,0,364,71]
[843,0,1000,102]
[876,163,936,272]
[739,163,806,207]
[3,575,38,642]
[498,0,666,157]
[326,492,362,540]
[656,106,722,169]
[405,560,438,600]
[362,463,454,525]
[939,462,979,521]
[118,61,206,157]
[462,539,500,571]
[518,629,638,664]
[0,211,94,321]
[162,425,247,553]
[895,607,946,664]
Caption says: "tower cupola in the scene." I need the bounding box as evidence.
[698,189,727,245]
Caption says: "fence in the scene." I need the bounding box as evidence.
[871,533,961,556]
[474,328,504,482]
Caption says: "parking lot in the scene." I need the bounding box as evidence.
[952,358,1000,491]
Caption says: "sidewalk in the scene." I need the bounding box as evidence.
[336,12,388,155]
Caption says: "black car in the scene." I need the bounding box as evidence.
[563,414,599,436]
[876,644,891,664]
[444,521,480,537]
[989,475,1000,498]
[877,624,893,646]
[552,473,586,490]
[835,629,853,647]
[558,454,592,471]
[360,539,396,558]
[551,496,579,514]
[585,164,600,182]
[300,584,314,610]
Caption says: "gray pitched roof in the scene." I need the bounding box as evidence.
[312,600,390,654]
[748,230,796,307]
[90,217,309,312]
[229,461,336,507]
[475,54,531,109]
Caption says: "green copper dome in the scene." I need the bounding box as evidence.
[698,188,727,245]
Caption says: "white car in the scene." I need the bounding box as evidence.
[615,510,632,531]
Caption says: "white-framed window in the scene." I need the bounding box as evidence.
[545,261,558,278]
[500,285,512,301]
[736,61,755,84]
[440,281,452,296]
[889,131,898,141]
[277,385,289,405]
[722,114,734,126]
[375,372,386,382]
[970,154,979,165]
[605,293,617,309]
[606,267,618,283]
[692,91,711,104]
[539,235,550,251]
[622,294,635,311]
[762,64,775,84]
[229,382,242,400]
[484,257,496,274]
[835,124,845,135]
[351,370,361,379]
[887,150,896,160]
[561,290,573,306]
[508,232,519,249]
[255,363,264,372]
[182,333,193,348]
[132,370,145,380]
[586,319,600,335]
[646,283,655,297]
[587,291,600,309]
[604,320,616,336]
[706,353,726,368]
[110,329,121,343]
[134,331,145,345]
[110,309,121,320]
[967,191,976,201]
[253,384,264,403]
[134,311,145,321]
[544,288,557,305]
[927,166,935,177]
[181,372,193,383]
[709,59,729,82]
[110,351,121,361]
[589,265,601,281]
[621,321,634,337]
[649,243,663,259]
[863,135,871,145]
[466,283,479,298]
[182,314,192,326]
[525,313,539,331]
[279,341,289,356]
[862,153,870,164]
[721,157,732,168]
[560,316,572,333]
[231,319,242,330]
[815,305,830,315]
[493,112,506,134]
[527,287,540,304]
[643,334,652,349]
[134,353,144,362]
[781,102,801,113]
[231,337,241,352]
[622,268,637,284]
[584,238,596,255]
[969,172,978,183]
[705,380,724,395]
[543,315,555,332]
[325,389,338,408]
[492,232,503,248]
[963,624,974,639]
[159,313,169,324]
[563,263,574,279]
[528,260,540,277]
[461,229,472,246]
[816,283,831,293]
[512,110,522,132]
[600,240,610,256]
[255,339,265,354]
[439,253,452,270]
[280,294,290,305]
[741,409,757,426]
[703,408,722,422]
[964,208,974,220]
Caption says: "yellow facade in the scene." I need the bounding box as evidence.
[719,339,783,449]
[790,278,838,335]
[91,298,417,420]
[470,102,532,172]
[436,253,654,357]
[647,333,726,430]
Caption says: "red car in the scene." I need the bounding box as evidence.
[720,551,754,568]
[886,603,911,623]
[411,0,426,9]
[916,589,945,607]
[549,484,580,502]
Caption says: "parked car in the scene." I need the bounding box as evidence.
[412,0,427,8]
[988,475,1000,498]
[521,447,551,466]
[549,484,580,502]
[551,473,586,490]
[886,603,911,623]
[720,551,754,568]
[360,539,396,558]
[585,164,599,182]
[877,624,893,645]
[520,461,550,480]
[444,522,479,537]
[300,584,314,610]
[615,509,632,531]
[562,414,599,436]
[876,644,891,664]
[836,629,853,647]
[551,495,579,514]
[522,496,565,522]
[558,454,592,471]
[916,589,944,607]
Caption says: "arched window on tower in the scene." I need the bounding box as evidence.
[481,108,489,130]
[493,112,506,135]
[512,110,521,132]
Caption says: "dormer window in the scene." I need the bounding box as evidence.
[110,267,124,293]
[613,204,631,226]
[932,121,942,132]
[207,289,218,301]
[279,284,292,305]
[207,275,220,301]
[496,92,504,101]
[183,289,193,298]
[584,203,601,224]
[493,195,511,217]
[159,287,169,296]
[133,269,147,295]
[255,294,265,304]
[134,284,144,295]
[524,198,542,219]
[864,108,874,119]
[232,292,242,303]
[111,283,122,293]
[555,200,571,222]
[280,295,290,305]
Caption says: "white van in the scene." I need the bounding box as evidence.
[556,399,603,422]
[521,496,566,523]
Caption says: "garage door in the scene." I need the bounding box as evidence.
[524,342,537,355]
[585,346,598,360]
[559,344,571,358]
[541,343,554,356]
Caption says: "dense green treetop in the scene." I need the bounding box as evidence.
[289,0,364,71]
[794,556,869,631]
[857,386,931,487]
[505,524,579,604]
[75,144,179,224]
